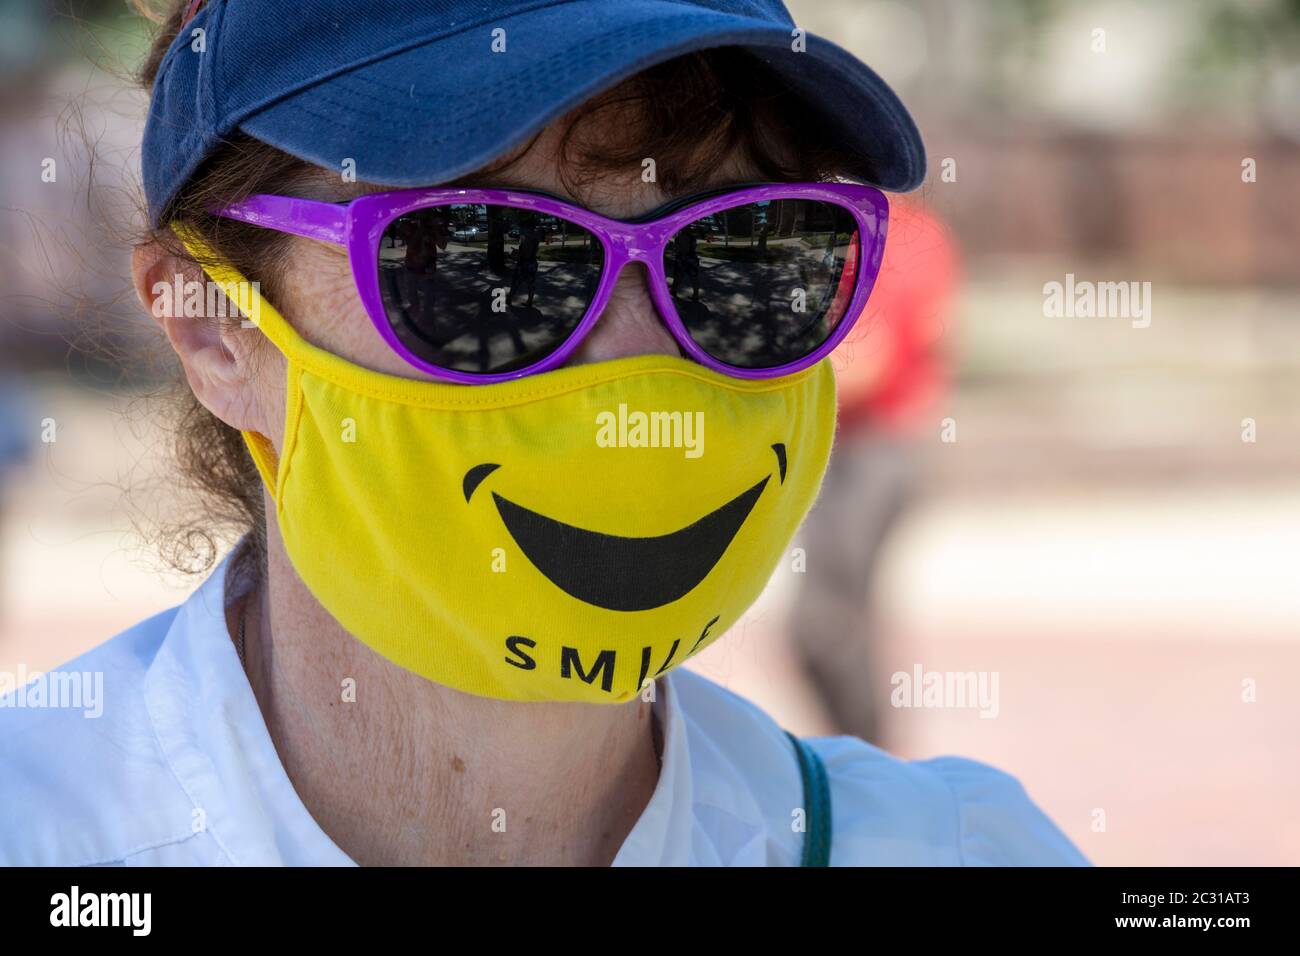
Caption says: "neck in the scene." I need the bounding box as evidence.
[234,523,662,866]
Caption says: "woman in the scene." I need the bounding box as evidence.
[0,0,1088,866]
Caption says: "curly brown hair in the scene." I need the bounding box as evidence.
[130,0,871,588]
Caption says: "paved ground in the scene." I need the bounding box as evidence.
[695,499,1300,865]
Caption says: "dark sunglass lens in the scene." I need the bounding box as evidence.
[664,199,862,369]
[377,204,603,375]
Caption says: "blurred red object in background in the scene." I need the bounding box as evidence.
[833,197,960,436]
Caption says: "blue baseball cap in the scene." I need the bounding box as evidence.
[142,0,926,227]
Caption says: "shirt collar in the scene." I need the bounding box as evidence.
[141,545,702,866]
[610,672,694,866]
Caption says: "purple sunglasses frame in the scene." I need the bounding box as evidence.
[212,181,890,384]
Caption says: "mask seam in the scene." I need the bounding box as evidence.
[296,360,825,412]
[276,363,307,515]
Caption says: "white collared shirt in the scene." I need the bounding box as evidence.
[0,548,1088,866]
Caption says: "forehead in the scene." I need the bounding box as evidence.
[295,108,772,219]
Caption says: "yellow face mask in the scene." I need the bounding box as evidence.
[182,234,837,703]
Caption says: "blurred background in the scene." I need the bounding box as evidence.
[1,0,1298,865]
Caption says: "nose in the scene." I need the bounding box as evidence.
[566,261,682,367]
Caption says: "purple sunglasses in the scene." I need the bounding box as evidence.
[212,181,889,384]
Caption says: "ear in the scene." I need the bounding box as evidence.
[132,241,274,436]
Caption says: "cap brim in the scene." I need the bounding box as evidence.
[238,0,925,195]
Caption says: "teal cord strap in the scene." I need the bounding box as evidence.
[785,730,832,867]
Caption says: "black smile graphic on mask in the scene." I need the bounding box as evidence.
[464,444,788,612]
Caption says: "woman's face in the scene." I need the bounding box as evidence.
[233,111,772,446]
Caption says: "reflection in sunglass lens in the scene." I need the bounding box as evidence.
[378,204,603,374]
[664,199,861,369]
